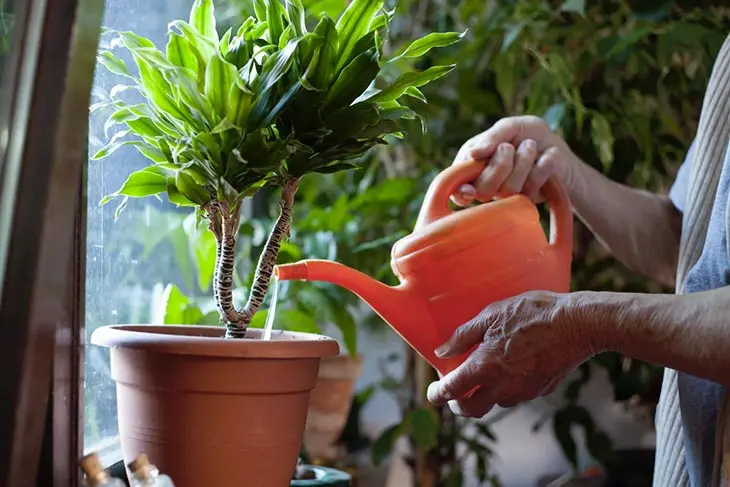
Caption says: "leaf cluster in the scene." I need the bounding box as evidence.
[91,0,462,215]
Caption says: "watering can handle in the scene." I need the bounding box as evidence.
[415,159,574,261]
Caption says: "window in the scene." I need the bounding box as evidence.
[84,0,201,460]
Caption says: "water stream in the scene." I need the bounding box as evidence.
[261,275,279,341]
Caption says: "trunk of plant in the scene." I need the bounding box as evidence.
[404,345,442,487]
[206,178,299,339]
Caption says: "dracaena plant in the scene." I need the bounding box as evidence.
[92,0,462,339]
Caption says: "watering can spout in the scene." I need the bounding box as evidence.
[274,260,413,328]
[274,260,458,375]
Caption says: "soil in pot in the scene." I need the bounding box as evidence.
[91,325,339,487]
[304,353,364,462]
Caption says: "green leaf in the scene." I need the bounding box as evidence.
[324,48,380,110]
[97,50,134,78]
[286,0,307,37]
[224,35,251,69]
[310,17,338,89]
[392,30,466,61]
[91,132,141,160]
[403,86,426,103]
[111,166,170,201]
[103,106,140,137]
[333,306,357,355]
[265,0,287,45]
[278,309,321,334]
[324,102,380,141]
[168,20,217,62]
[183,215,217,292]
[371,423,404,466]
[444,469,464,487]
[176,170,211,205]
[591,112,614,172]
[128,50,191,125]
[252,34,316,93]
[189,0,218,43]
[409,408,439,451]
[227,80,254,127]
[219,28,233,56]
[167,33,200,78]
[367,65,455,103]
[205,53,238,118]
[161,284,204,325]
[167,186,197,207]
[334,0,384,74]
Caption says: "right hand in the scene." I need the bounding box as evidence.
[451,116,580,206]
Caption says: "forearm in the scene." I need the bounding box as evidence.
[577,288,730,386]
[566,160,681,287]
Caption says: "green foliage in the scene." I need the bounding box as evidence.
[91,0,461,217]
[273,0,729,479]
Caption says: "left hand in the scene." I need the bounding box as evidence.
[426,291,598,418]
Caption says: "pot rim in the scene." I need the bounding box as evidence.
[90,325,340,359]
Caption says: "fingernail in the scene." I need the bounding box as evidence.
[434,344,451,358]
[498,143,513,154]
[459,184,476,196]
[426,381,440,402]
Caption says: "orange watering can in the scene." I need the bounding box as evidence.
[275,159,573,384]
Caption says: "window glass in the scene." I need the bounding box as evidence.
[0,0,13,79]
[84,0,196,455]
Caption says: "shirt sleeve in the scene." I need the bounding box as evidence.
[669,141,696,214]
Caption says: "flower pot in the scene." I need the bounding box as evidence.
[90,325,339,487]
[303,354,364,461]
[291,465,352,486]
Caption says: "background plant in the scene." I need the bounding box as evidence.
[255,0,729,484]
[85,0,730,483]
[91,0,461,339]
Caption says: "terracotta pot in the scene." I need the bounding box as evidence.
[90,325,339,487]
[303,354,364,461]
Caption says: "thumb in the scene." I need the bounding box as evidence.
[435,317,485,359]
[427,351,487,404]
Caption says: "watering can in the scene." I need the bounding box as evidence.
[275,159,574,384]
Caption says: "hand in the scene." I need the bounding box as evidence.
[451,116,580,206]
[426,291,598,418]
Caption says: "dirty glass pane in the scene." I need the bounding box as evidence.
[0,0,14,82]
[83,0,195,459]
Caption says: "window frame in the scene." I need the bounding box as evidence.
[0,0,102,485]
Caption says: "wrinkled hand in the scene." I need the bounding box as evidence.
[427,291,597,418]
[451,116,580,206]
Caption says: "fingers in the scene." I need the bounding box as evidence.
[467,117,529,160]
[524,146,560,203]
[434,317,486,359]
[472,143,515,201]
[451,183,477,207]
[446,388,495,418]
[469,115,548,160]
[427,349,491,404]
[500,139,538,196]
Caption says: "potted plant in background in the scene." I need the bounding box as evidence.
[88,0,460,485]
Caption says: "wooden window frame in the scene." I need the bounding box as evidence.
[0,0,103,485]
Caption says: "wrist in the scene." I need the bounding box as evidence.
[562,152,587,201]
[559,291,628,355]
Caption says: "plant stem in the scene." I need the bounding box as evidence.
[208,201,246,335]
[233,178,299,337]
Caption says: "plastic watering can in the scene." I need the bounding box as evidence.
[275,159,574,384]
